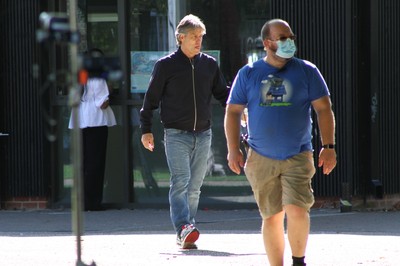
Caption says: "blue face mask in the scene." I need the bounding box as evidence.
[275,38,296,59]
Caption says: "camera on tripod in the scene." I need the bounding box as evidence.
[36,12,122,82]
[36,12,79,44]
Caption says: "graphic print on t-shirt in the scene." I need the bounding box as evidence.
[259,74,293,107]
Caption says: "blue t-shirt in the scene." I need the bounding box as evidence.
[228,58,329,160]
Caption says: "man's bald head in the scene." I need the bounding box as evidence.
[261,19,291,41]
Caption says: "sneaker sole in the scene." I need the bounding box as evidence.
[182,242,198,249]
[182,229,199,249]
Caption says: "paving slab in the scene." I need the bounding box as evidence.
[0,208,399,265]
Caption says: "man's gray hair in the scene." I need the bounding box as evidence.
[175,14,206,46]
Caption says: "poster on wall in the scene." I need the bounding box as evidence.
[130,50,220,93]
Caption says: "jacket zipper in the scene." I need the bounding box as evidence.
[190,58,197,131]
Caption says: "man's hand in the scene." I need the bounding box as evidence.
[141,133,154,151]
[318,148,337,175]
[227,149,245,175]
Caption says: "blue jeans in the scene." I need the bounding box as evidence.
[164,128,212,233]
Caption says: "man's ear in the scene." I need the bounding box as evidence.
[179,33,184,43]
[262,39,270,51]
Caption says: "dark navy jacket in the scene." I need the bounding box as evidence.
[140,47,229,133]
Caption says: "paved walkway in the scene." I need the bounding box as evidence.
[0,208,399,265]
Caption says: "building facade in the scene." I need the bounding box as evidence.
[1,0,400,209]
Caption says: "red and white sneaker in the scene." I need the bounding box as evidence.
[176,224,199,249]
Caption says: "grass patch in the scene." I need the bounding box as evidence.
[64,165,247,183]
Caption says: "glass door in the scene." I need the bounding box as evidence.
[127,0,270,207]
[54,0,133,208]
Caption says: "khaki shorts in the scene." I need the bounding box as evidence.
[244,148,316,219]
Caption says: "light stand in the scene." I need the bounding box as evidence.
[37,3,94,265]
[37,2,121,264]
[67,1,94,265]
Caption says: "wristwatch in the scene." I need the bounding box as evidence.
[322,144,335,149]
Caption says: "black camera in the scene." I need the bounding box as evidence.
[36,13,122,82]
[82,54,122,82]
[36,12,79,43]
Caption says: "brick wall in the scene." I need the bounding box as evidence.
[3,197,48,210]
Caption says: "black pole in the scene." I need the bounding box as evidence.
[356,0,372,205]
[68,1,95,265]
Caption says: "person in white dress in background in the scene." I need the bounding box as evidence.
[69,48,116,211]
